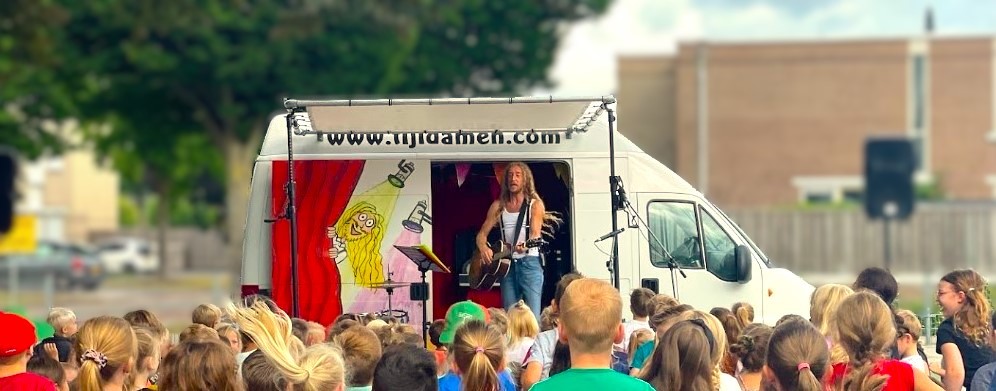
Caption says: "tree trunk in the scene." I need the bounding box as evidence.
[155,182,171,281]
[222,131,262,295]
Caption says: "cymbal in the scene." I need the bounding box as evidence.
[368,281,410,290]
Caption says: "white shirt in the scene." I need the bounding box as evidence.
[720,373,742,391]
[901,354,928,373]
[501,206,538,259]
[507,337,535,365]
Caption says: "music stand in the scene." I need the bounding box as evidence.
[394,244,450,347]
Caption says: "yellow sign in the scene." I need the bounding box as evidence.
[0,215,37,254]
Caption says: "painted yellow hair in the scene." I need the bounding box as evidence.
[335,202,386,287]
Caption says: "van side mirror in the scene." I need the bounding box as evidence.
[735,245,752,283]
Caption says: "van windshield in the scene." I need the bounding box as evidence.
[710,203,771,266]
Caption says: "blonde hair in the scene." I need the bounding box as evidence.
[507,301,539,346]
[731,302,754,329]
[833,291,893,391]
[158,338,240,391]
[47,307,77,333]
[335,202,386,287]
[73,316,137,391]
[178,323,220,344]
[305,322,326,346]
[810,283,854,364]
[332,325,382,387]
[941,269,991,345]
[558,278,622,354]
[125,327,161,388]
[216,323,243,351]
[488,307,509,337]
[628,329,654,366]
[228,302,345,391]
[192,303,222,328]
[123,309,170,346]
[452,320,505,391]
[895,309,923,340]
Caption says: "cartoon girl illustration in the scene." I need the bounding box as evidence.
[327,202,386,288]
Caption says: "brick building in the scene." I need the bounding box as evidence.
[618,36,996,207]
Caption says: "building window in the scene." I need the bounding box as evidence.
[908,40,931,174]
[793,176,863,205]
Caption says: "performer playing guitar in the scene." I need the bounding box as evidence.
[476,162,559,320]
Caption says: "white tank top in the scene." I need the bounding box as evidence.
[501,204,538,259]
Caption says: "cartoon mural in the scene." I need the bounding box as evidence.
[271,159,432,327]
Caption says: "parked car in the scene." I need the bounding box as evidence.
[96,238,159,274]
[0,241,105,291]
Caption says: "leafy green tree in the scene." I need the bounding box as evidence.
[55,0,611,276]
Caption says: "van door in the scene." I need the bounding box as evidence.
[635,193,763,313]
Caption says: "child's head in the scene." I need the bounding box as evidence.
[729,323,772,374]
[291,318,310,344]
[649,303,694,336]
[439,301,490,346]
[639,319,715,391]
[47,307,78,337]
[539,306,557,332]
[709,307,743,353]
[552,272,585,313]
[215,323,242,354]
[731,302,754,329]
[242,349,286,391]
[332,324,382,388]
[558,278,623,355]
[939,269,991,345]
[487,307,509,337]
[775,314,807,327]
[158,338,240,391]
[853,267,898,306]
[327,319,360,343]
[27,353,67,391]
[629,288,656,319]
[229,301,345,391]
[73,316,137,391]
[894,310,923,357]
[123,309,170,355]
[428,319,446,349]
[646,294,679,322]
[508,300,539,345]
[809,283,854,336]
[192,303,222,328]
[451,320,505,391]
[371,343,438,391]
[375,324,422,348]
[764,319,829,391]
[125,327,161,388]
[306,321,326,346]
[178,323,220,344]
[833,291,893,390]
[0,312,37,368]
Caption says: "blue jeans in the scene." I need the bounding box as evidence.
[501,255,544,320]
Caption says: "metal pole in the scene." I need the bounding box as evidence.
[883,217,891,271]
[607,106,621,290]
[7,258,17,307]
[285,112,301,318]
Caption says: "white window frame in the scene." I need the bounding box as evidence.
[908,39,932,174]
[986,175,996,199]
[989,38,996,144]
[791,176,863,204]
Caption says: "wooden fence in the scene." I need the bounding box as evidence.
[727,203,996,279]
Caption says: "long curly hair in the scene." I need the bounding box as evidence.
[941,269,991,345]
[493,162,562,238]
[335,202,386,287]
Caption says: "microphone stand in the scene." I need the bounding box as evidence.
[617,181,687,300]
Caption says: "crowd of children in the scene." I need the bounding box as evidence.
[1,267,996,390]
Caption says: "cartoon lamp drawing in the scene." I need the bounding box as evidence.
[387,159,415,188]
[402,200,432,234]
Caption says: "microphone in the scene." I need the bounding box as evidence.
[595,228,625,243]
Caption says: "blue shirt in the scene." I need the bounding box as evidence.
[438,370,516,391]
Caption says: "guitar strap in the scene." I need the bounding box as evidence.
[506,198,531,261]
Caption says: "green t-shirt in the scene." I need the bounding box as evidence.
[630,340,655,369]
[531,368,655,391]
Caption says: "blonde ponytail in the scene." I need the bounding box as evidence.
[228,302,345,391]
[452,320,504,391]
[73,316,137,391]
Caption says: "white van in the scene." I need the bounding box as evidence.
[240,96,813,329]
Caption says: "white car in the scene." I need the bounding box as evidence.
[96,238,159,274]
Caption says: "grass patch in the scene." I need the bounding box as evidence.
[102,273,230,290]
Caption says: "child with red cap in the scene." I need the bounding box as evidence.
[0,311,58,390]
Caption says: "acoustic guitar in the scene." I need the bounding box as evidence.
[467,238,546,291]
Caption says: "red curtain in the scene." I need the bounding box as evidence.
[272,160,365,326]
